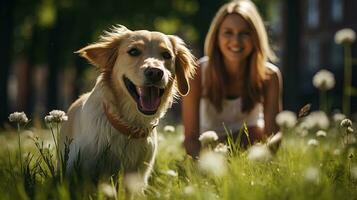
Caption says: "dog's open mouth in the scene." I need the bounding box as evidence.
[123,76,165,115]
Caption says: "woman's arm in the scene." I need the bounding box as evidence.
[263,65,283,136]
[182,65,202,158]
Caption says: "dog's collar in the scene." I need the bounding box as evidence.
[103,103,158,138]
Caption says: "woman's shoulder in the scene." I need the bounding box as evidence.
[198,56,208,67]
[264,62,282,87]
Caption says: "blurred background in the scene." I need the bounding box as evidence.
[0,0,356,128]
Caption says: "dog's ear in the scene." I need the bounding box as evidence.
[76,25,130,69]
[168,35,197,96]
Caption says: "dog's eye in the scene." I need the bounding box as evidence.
[127,48,141,57]
[162,52,172,60]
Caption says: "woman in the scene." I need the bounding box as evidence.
[182,0,282,158]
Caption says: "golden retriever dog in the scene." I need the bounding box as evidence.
[59,25,196,186]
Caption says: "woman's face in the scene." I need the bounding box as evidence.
[217,14,254,65]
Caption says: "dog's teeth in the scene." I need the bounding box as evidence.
[137,87,143,96]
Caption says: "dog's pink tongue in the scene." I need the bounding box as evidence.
[137,86,161,111]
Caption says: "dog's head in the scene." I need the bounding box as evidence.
[77,25,196,116]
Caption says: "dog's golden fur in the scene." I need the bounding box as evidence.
[59,25,196,185]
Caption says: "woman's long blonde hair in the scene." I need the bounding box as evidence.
[203,0,276,113]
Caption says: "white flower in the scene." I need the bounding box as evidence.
[99,183,116,198]
[340,118,352,128]
[163,125,175,133]
[303,111,330,130]
[214,143,228,155]
[308,139,319,146]
[198,151,227,177]
[124,173,145,194]
[304,166,320,183]
[183,185,195,195]
[247,144,272,162]
[275,110,297,128]
[199,131,218,145]
[335,28,356,45]
[312,69,335,91]
[164,169,178,177]
[45,110,68,123]
[8,112,29,124]
[347,127,354,134]
[332,113,346,123]
[316,130,327,137]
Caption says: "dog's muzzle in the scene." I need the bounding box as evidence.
[123,75,165,115]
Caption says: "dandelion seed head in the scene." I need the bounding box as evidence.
[163,125,175,133]
[275,110,297,128]
[308,139,319,147]
[303,111,330,130]
[8,112,28,124]
[124,173,145,194]
[312,69,335,91]
[247,144,272,162]
[199,151,227,177]
[332,113,346,123]
[46,110,68,123]
[335,28,356,44]
[347,127,354,134]
[214,143,228,155]
[316,130,327,137]
[183,185,195,195]
[164,169,178,177]
[340,119,352,128]
[304,167,320,183]
[199,131,219,145]
[99,183,116,198]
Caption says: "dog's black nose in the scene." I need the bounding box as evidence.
[144,68,164,82]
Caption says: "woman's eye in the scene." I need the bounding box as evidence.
[224,31,233,36]
[127,48,141,56]
[162,52,172,60]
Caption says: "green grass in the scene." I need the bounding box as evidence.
[0,122,356,200]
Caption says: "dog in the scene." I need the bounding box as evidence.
[59,25,196,186]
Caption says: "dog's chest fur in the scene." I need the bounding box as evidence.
[65,81,158,175]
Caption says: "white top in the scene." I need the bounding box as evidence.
[199,57,265,137]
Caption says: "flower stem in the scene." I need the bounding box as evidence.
[343,44,352,116]
[17,123,23,173]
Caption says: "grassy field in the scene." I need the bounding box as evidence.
[0,114,356,200]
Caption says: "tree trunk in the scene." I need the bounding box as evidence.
[0,0,14,127]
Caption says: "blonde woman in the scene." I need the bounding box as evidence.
[182,0,282,157]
